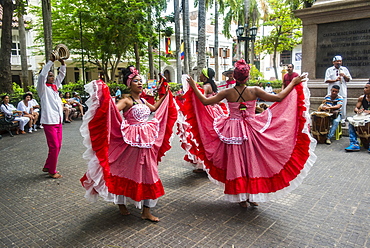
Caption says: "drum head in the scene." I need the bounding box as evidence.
[353,113,370,121]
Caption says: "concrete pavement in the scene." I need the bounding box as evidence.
[0,119,369,247]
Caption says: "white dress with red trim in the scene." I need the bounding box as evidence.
[80,80,177,208]
[182,81,317,202]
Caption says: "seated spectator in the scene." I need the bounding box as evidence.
[115,86,122,100]
[17,93,37,133]
[26,91,42,128]
[1,95,30,134]
[320,85,343,145]
[59,92,75,123]
[264,82,275,94]
[65,92,84,117]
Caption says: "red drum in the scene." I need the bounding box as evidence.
[311,111,332,144]
[348,114,370,149]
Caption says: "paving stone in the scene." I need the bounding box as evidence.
[0,119,369,247]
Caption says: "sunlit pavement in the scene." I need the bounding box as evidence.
[0,119,369,247]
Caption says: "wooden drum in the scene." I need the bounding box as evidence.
[311,111,332,144]
[348,113,370,149]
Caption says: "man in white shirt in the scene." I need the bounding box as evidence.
[264,82,274,94]
[37,54,66,179]
[324,55,352,123]
[26,92,42,129]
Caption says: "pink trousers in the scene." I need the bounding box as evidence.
[43,123,63,174]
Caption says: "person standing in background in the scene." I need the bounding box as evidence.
[325,55,352,125]
[282,64,299,90]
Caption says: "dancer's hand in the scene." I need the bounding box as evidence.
[186,76,196,88]
[50,53,55,62]
[292,73,307,85]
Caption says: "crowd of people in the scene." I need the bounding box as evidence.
[1,52,368,223]
[0,91,84,134]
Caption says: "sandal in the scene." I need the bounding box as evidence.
[48,173,63,179]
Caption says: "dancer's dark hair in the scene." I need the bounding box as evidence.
[203,68,218,93]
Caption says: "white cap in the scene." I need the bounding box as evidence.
[333,55,342,61]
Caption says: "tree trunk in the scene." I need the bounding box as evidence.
[197,0,206,74]
[18,13,29,89]
[214,1,219,81]
[41,0,53,61]
[148,41,154,79]
[174,0,182,84]
[0,0,14,94]
[148,12,154,79]
[134,43,140,72]
[182,0,190,74]
[273,49,278,80]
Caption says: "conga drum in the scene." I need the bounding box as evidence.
[311,111,332,144]
[347,113,370,149]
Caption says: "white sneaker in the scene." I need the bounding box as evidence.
[28,129,32,133]
[33,127,37,131]
[39,124,44,129]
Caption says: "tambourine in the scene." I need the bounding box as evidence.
[52,44,70,60]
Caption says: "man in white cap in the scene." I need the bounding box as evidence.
[324,55,352,124]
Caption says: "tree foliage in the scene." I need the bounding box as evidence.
[254,0,302,79]
[31,0,167,82]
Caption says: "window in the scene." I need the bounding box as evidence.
[208,47,215,58]
[280,50,292,66]
[219,48,230,58]
[11,35,20,56]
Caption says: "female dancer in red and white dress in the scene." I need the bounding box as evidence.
[183,59,316,207]
[177,68,227,173]
[80,66,177,221]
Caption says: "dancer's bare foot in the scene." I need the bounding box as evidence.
[118,204,130,215]
[247,199,259,207]
[141,206,159,222]
[239,201,248,208]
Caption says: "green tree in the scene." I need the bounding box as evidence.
[255,0,302,79]
[31,0,167,82]
[219,0,259,64]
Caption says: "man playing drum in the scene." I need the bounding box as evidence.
[321,85,343,145]
[345,81,370,152]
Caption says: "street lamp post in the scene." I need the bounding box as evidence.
[236,24,257,63]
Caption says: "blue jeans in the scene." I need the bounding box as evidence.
[327,114,341,139]
[348,123,359,145]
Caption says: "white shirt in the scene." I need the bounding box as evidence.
[17,101,32,115]
[37,61,66,124]
[264,86,274,94]
[29,99,40,112]
[324,66,352,98]
[1,103,16,117]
